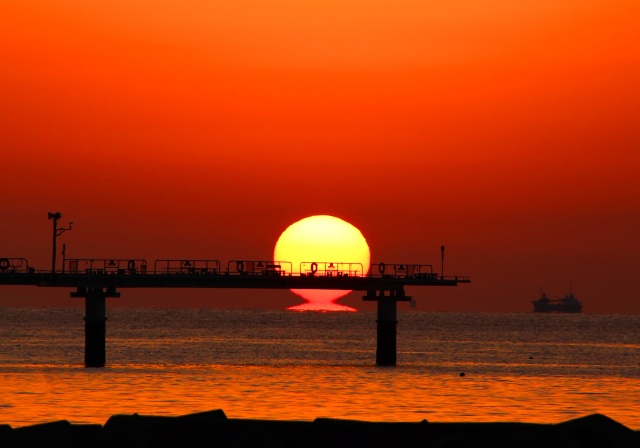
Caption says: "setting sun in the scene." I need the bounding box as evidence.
[274,215,371,311]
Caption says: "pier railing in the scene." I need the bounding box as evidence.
[0,257,31,273]
[299,261,363,277]
[227,260,293,276]
[66,258,148,275]
[1,257,469,282]
[154,259,221,275]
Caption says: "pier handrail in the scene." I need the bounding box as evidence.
[65,258,148,274]
[3,257,470,282]
[227,260,293,276]
[0,257,31,273]
[154,259,221,275]
[299,261,364,277]
[369,263,436,279]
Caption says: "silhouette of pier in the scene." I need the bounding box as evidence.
[1,215,470,368]
[1,256,469,367]
[0,257,465,289]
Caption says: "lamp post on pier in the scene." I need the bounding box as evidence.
[48,212,73,274]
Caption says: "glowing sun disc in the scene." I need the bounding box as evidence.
[274,215,370,311]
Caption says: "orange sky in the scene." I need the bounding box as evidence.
[2,1,639,312]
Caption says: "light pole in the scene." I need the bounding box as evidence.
[48,212,73,274]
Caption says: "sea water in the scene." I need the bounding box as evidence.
[0,308,639,428]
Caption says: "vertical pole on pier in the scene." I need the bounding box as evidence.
[48,212,60,274]
[363,289,411,366]
[47,211,72,274]
[62,244,66,274]
[71,286,120,368]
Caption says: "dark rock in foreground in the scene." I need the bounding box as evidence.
[1,410,638,448]
[7,420,102,448]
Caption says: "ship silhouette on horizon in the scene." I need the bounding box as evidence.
[533,291,583,313]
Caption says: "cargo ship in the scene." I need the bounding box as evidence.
[532,292,582,313]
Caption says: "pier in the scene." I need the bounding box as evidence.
[1,218,469,367]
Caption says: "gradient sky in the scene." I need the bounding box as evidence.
[2,1,639,312]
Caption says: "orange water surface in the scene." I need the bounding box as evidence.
[1,309,638,428]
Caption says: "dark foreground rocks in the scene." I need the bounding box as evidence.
[1,411,638,448]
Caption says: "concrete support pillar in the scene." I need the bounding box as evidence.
[363,289,411,366]
[85,289,106,368]
[376,293,398,366]
[71,286,120,368]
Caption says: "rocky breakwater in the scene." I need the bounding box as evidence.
[1,410,638,448]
